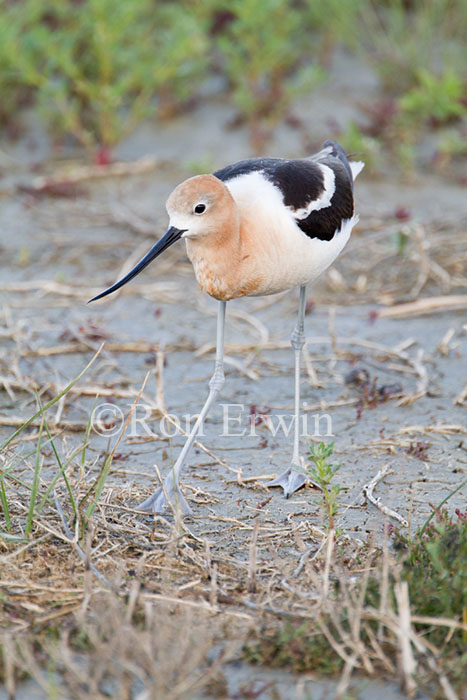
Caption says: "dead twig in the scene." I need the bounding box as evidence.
[362,465,409,527]
[30,155,159,190]
[378,295,467,319]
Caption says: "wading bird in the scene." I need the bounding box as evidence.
[90,141,364,515]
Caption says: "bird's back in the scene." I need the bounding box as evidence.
[214,140,363,244]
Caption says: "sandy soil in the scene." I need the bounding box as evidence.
[0,55,466,699]
[1,157,465,536]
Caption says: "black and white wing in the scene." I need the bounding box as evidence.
[214,140,364,242]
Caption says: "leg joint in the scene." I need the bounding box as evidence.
[290,326,305,351]
[209,363,225,392]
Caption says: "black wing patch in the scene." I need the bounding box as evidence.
[296,160,354,241]
[214,141,355,242]
[214,157,284,183]
[270,160,325,210]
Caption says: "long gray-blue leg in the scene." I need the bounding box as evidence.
[268,285,307,497]
[139,300,226,515]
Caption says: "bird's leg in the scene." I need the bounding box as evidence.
[139,301,226,515]
[269,285,307,497]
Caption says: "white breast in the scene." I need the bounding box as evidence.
[225,171,358,296]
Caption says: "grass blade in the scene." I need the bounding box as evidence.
[420,479,466,536]
[25,417,44,536]
[0,477,11,532]
[0,344,104,453]
[36,443,84,516]
[81,373,149,535]
[81,396,98,472]
[35,392,78,520]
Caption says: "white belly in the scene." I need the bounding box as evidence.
[251,214,358,296]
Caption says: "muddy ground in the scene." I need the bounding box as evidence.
[0,55,466,700]
[1,145,465,537]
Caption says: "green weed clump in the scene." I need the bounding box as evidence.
[360,0,467,96]
[1,0,466,167]
[353,0,467,171]
[399,69,466,126]
[2,0,208,158]
[244,507,466,695]
[0,351,104,543]
[0,14,31,134]
[217,0,324,153]
[395,508,466,653]
[304,0,362,64]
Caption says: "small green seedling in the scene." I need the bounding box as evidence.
[305,441,343,531]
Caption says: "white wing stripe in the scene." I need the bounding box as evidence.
[287,164,336,220]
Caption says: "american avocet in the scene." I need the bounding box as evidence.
[90,140,364,515]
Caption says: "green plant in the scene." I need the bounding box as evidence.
[3,0,208,158]
[399,69,466,126]
[305,441,343,530]
[304,0,362,64]
[352,1,467,173]
[244,510,466,695]
[384,68,466,172]
[151,3,210,120]
[360,0,467,95]
[0,8,32,132]
[393,505,466,689]
[217,0,324,153]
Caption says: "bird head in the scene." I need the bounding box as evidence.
[166,174,237,241]
[89,174,236,303]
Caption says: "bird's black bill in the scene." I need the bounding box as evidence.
[88,226,186,302]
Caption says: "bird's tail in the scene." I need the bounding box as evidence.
[349,160,365,181]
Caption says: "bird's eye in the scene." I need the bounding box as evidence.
[194,203,206,214]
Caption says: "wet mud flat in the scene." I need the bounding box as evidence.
[0,123,466,698]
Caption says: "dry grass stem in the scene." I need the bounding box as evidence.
[394,582,418,697]
[247,519,259,593]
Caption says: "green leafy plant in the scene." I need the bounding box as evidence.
[0,9,32,133]
[217,0,324,153]
[304,0,362,65]
[393,505,466,690]
[399,69,466,126]
[305,441,343,531]
[384,68,466,172]
[351,1,467,173]
[3,0,208,159]
[360,0,467,95]
[245,511,466,695]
